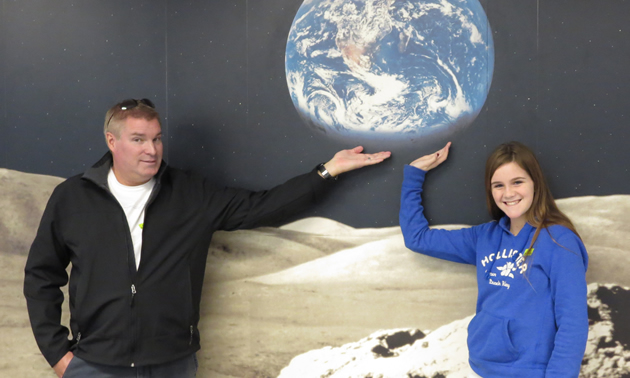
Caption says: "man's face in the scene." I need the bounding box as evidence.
[107,117,163,186]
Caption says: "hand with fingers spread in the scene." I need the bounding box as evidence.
[323,146,391,177]
[409,142,451,172]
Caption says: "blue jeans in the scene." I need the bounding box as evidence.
[62,354,197,378]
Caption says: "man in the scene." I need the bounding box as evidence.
[24,98,391,377]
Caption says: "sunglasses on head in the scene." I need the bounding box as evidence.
[106,98,156,128]
[119,98,155,110]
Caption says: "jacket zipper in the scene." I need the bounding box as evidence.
[131,284,136,305]
[112,195,138,367]
[86,162,163,368]
[130,283,137,367]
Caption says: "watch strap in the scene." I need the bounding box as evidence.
[316,163,337,181]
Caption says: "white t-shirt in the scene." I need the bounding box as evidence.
[107,169,155,269]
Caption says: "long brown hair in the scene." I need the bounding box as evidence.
[484,142,580,251]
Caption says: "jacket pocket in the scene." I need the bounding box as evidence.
[61,355,79,378]
[140,267,194,339]
[467,311,519,363]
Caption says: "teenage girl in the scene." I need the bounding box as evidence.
[400,141,588,377]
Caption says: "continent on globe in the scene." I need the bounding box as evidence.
[285,0,494,142]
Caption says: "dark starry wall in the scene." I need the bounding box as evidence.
[1,0,628,227]
[1,1,167,176]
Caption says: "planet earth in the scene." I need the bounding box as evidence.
[285,0,494,141]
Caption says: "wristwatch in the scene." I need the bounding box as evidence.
[317,163,337,181]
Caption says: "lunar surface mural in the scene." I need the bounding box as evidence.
[2,168,630,376]
[285,0,494,141]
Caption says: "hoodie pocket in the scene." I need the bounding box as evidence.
[467,311,519,363]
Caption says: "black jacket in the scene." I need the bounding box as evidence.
[24,152,333,367]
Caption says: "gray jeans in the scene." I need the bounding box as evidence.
[62,354,197,378]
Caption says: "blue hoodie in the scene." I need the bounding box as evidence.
[400,166,588,378]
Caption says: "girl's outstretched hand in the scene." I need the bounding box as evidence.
[409,142,451,172]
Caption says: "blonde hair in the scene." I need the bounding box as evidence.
[104,99,160,140]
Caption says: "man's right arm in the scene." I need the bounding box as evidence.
[23,188,73,368]
[215,146,391,231]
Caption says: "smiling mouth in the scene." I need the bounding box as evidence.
[504,199,521,206]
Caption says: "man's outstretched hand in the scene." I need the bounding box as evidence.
[323,146,391,177]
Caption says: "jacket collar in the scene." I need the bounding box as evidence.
[82,151,168,188]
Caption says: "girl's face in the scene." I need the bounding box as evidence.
[491,161,535,231]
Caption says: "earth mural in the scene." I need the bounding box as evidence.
[285,0,494,142]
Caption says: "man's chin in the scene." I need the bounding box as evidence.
[137,169,158,181]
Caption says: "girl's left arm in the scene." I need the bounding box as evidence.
[545,231,589,377]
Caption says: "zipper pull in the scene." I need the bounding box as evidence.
[189,325,194,345]
[131,284,137,305]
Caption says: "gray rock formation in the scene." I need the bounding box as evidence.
[582,284,630,377]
